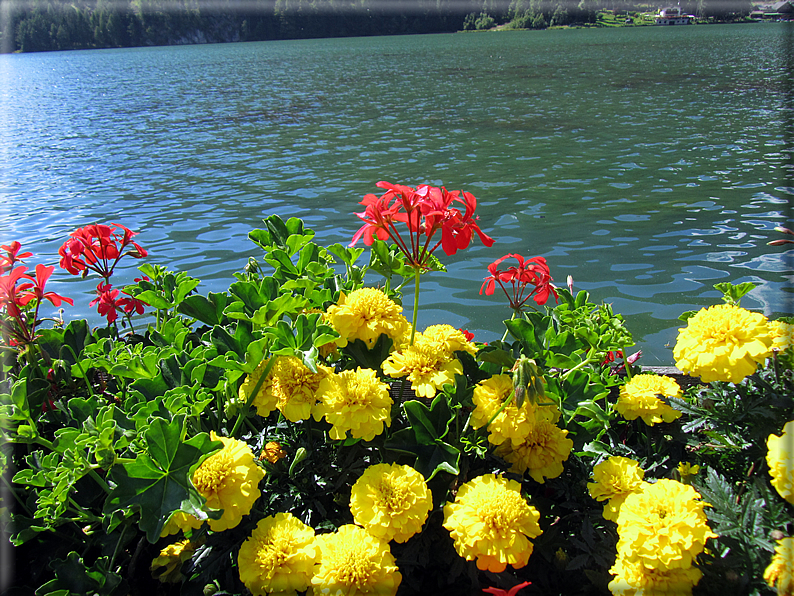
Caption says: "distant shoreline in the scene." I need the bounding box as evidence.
[3,1,764,54]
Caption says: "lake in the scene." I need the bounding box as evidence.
[1,23,792,364]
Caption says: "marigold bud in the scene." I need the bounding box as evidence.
[261,441,287,464]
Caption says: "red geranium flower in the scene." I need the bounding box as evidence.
[90,282,147,325]
[17,264,74,310]
[482,581,531,596]
[1,261,72,348]
[480,253,558,312]
[0,266,32,318]
[0,241,33,274]
[59,223,147,280]
[350,181,494,269]
[90,283,122,324]
[460,328,475,341]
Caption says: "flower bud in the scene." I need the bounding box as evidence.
[511,356,545,408]
[289,447,308,477]
[261,441,287,464]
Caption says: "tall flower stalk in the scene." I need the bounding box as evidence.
[480,253,558,340]
[350,181,494,344]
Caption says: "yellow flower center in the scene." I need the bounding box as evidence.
[346,288,402,320]
[375,476,410,512]
[270,357,325,405]
[402,343,443,375]
[193,449,232,494]
[256,543,288,574]
[477,489,526,532]
[336,548,377,587]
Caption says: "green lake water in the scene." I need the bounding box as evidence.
[1,23,792,364]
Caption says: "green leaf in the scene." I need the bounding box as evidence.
[477,346,516,369]
[385,428,460,481]
[174,277,201,304]
[328,243,365,268]
[404,400,440,445]
[35,552,124,596]
[504,318,544,355]
[178,292,229,326]
[104,415,222,542]
[341,335,394,371]
[714,281,757,306]
[134,289,172,310]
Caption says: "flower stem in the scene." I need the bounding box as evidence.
[560,346,600,382]
[230,356,278,438]
[409,268,421,346]
[624,348,634,381]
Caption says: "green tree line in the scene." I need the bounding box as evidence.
[0,0,754,53]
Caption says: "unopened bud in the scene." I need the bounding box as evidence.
[511,356,545,408]
[289,447,308,476]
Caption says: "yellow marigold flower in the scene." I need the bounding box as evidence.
[350,463,432,543]
[587,456,646,522]
[261,441,288,464]
[150,538,200,583]
[192,431,266,532]
[494,419,573,483]
[309,524,402,596]
[245,356,332,422]
[770,320,794,353]
[382,334,462,398]
[421,324,478,357]
[765,537,794,596]
[313,367,393,441]
[616,479,716,572]
[442,474,543,573]
[608,555,702,596]
[673,304,773,383]
[238,512,317,596]
[767,420,794,505]
[326,288,409,348]
[470,374,560,446]
[160,510,204,537]
[615,374,682,426]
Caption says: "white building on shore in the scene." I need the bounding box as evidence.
[655,6,695,24]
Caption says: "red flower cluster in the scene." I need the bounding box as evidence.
[89,283,146,324]
[59,223,147,279]
[350,181,495,269]
[480,253,558,312]
[1,243,73,347]
[59,224,148,326]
